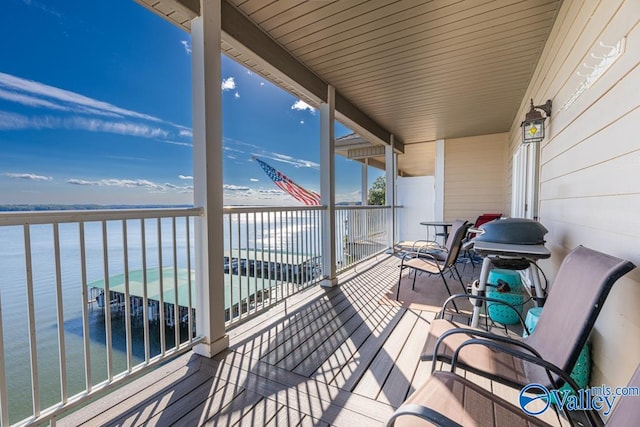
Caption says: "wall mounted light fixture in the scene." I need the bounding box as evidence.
[521,99,552,144]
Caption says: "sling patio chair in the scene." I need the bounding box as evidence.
[421,245,635,391]
[396,220,470,301]
[387,357,640,427]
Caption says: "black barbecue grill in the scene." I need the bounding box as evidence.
[467,218,551,326]
[474,218,548,245]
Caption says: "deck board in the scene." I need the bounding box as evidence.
[60,255,566,426]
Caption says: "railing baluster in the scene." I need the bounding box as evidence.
[245,212,250,317]
[267,212,272,304]
[253,211,258,314]
[157,218,165,355]
[259,211,265,310]
[79,222,92,392]
[0,287,9,426]
[141,219,150,363]
[122,220,133,372]
[53,223,68,403]
[227,213,233,322]
[101,220,113,381]
[186,216,193,343]
[172,217,179,349]
[236,212,242,318]
[23,224,40,417]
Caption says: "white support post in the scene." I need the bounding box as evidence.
[361,158,368,205]
[191,1,229,358]
[434,139,445,221]
[385,139,396,248]
[320,86,337,287]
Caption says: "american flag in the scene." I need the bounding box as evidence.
[254,157,321,206]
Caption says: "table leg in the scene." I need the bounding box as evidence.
[529,263,546,306]
[470,257,492,327]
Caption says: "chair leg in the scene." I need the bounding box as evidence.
[396,266,405,300]
[412,268,418,290]
[453,266,467,294]
[439,271,459,312]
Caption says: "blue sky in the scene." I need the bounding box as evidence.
[0,0,382,206]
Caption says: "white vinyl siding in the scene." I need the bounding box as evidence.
[443,133,508,222]
[508,0,640,389]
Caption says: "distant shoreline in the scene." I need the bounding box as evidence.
[0,201,362,212]
[0,204,194,212]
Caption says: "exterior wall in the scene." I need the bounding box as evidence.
[443,133,508,223]
[507,0,640,389]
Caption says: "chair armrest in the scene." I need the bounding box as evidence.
[450,339,604,427]
[401,250,441,264]
[387,404,462,427]
[431,327,541,373]
[411,239,446,252]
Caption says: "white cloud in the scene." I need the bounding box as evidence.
[178,128,193,138]
[162,140,192,147]
[223,184,251,192]
[180,40,192,55]
[0,111,30,129]
[67,177,192,194]
[234,92,240,99]
[0,112,170,138]
[0,72,191,140]
[67,179,96,186]
[179,175,193,180]
[291,100,316,114]
[250,178,259,182]
[3,172,52,181]
[222,137,319,170]
[221,77,236,91]
[0,72,164,123]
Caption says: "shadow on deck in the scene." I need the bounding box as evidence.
[59,254,484,426]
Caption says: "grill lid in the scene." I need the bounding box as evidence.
[474,218,547,245]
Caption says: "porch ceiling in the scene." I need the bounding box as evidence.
[134,0,562,176]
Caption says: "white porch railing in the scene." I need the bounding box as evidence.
[336,205,391,272]
[222,205,325,326]
[0,204,395,425]
[0,208,201,426]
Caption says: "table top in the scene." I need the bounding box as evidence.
[472,240,551,259]
[419,221,452,227]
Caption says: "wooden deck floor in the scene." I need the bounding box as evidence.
[59,254,561,426]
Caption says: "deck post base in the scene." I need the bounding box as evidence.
[194,334,229,358]
[321,277,338,288]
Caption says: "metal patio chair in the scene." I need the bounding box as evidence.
[420,245,635,392]
[396,220,470,300]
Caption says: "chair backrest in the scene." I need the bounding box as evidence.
[468,213,502,239]
[606,365,640,426]
[524,246,635,380]
[443,220,469,267]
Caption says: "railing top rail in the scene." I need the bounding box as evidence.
[335,205,393,210]
[223,205,326,214]
[0,207,203,226]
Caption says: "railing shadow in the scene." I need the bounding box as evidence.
[93,254,477,426]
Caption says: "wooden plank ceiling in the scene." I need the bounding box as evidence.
[134,0,562,176]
